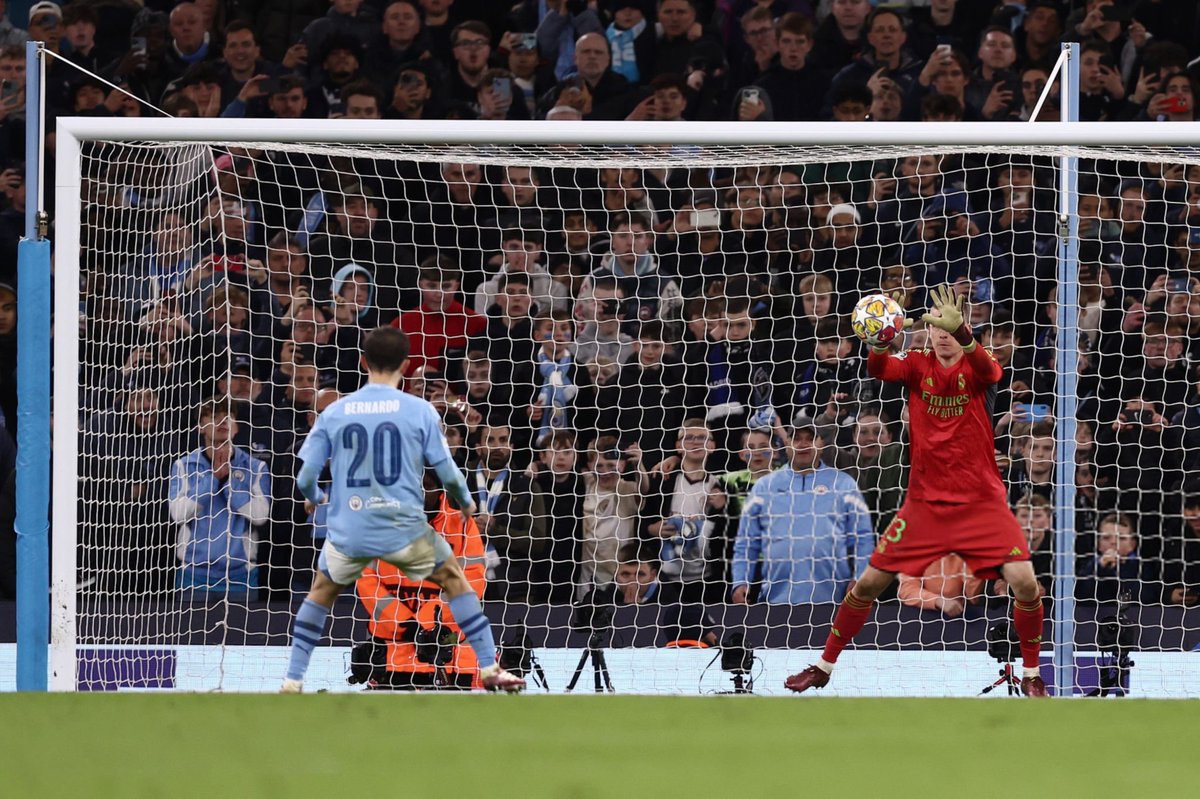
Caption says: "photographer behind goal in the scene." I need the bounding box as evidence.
[574,543,718,647]
[349,473,488,689]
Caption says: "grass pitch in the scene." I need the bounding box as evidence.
[2,694,1195,797]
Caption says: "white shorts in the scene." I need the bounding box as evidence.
[318,528,453,586]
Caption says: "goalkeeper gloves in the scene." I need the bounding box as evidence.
[921,284,975,348]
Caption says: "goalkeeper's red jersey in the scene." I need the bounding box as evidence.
[867,346,1006,505]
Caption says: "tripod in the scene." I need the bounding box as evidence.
[566,629,614,693]
[1086,652,1134,697]
[979,662,1021,696]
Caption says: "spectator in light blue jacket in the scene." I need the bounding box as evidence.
[731,418,874,605]
[169,397,271,594]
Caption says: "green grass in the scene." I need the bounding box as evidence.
[2,695,1196,797]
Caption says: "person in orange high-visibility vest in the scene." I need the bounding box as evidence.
[354,485,488,689]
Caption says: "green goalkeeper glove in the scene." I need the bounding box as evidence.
[920,284,975,348]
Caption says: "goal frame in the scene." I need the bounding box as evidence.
[50,115,1200,692]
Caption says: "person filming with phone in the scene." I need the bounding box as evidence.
[476,67,530,120]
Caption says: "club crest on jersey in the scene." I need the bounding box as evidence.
[233,470,244,481]
[924,376,935,387]
[813,485,829,495]
[348,495,364,511]
[957,374,966,390]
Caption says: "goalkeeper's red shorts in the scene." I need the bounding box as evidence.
[869,498,1030,579]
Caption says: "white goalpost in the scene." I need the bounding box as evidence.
[50,117,1200,695]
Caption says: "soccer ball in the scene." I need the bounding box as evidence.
[851,293,907,346]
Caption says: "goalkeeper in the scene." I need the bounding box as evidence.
[281,326,524,694]
[785,286,1048,697]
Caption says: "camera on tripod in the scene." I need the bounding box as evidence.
[1088,610,1136,697]
[567,584,619,693]
[498,623,548,691]
[986,620,1021,664]
[716,631,756,694]
[979,620,1023,696]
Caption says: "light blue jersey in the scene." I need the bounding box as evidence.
[296,384,469,558]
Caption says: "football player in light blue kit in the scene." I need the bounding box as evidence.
[282,327,525,693]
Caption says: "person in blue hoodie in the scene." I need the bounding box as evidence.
[731,417,874,605]
[168,396,271,594]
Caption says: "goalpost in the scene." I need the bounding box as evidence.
[46,117,1200,695]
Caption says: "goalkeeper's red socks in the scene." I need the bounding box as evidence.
[817,591,874,673]
[1012,597,1045,674]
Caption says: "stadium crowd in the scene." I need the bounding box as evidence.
[0,0,1199,628]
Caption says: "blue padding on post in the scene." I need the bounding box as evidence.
[16,237,51,691]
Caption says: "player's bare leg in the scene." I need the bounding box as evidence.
[428,559,525,693]
[785,566,896,693]
[282,571,346,693]
[1001,561,1048,697]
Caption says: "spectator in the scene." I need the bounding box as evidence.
[993,493,1053,598]
[1145,72,1198,122]
[300,0,377,63]
[569,31,634,119]
[447,20,492,105]
[103,8,171,106]
[810,0,870,72]
[384,62,437,119]
[574,275,634,367]
[394,257,484,377]
[604,1,655,85]
[587,211,682,325]
[898,554,984,618]
[1076,512,1151,604]
[579,435,641,596]
[503,31,555,117]
[469,422,547,601]
[608,320,686,465]
[732,421,873,604]
[364,0,433,79]
[528,311,596,446]
[475,66,532,120]
[647,0,725,83]
[827,405,905,534]
[1006,419,1055,503]
[469,272,538,398]
[1020,0,1065,68]
[81,386,183,595]
[529,430,584,603]
[339,78,383,118]
[793,316,865,423]
[906,0,976,61]
[27,1,62,57]
[164,3,211,82]
[519,0,603,81]
[1078,37,1132,121]
[0,3,24,50]
[638,418,719,601]
[827,7,923,113]
[708,426,778,602]
[1161,495,1200,606]
[477,228,568,316]
[216,25,285,117]
[168,397,270,595]
[751,13,825,122]
[965,26,1021,120]
[306,185,412,313]
[308,34,367,118]
[728,5,778,91]
[1017,64,1054,120]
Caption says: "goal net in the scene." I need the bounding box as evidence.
[55,121,1200,695]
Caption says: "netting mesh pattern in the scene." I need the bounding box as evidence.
[67,138,1200,694]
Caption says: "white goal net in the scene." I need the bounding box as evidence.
[55,121,1200,695]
